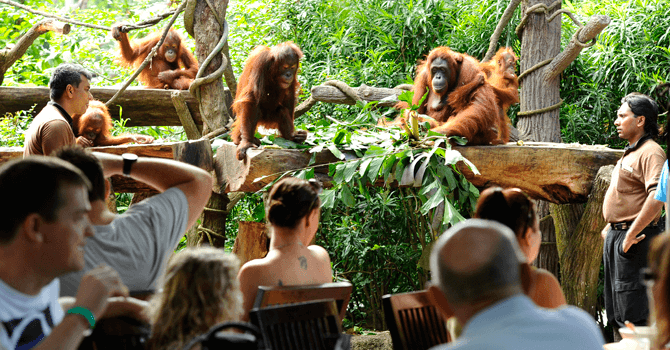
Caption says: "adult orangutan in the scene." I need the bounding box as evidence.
[112,25,198,90]
[72,100,154,147]
[398,47,510,145]
[231,42,307,160]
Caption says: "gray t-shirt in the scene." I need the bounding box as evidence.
[59,187,189,297]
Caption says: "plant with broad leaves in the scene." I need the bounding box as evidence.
[254,91,479,231]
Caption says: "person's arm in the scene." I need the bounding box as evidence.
[33,265,128,350]
[60,296,149,322]
[42,120,75,155]
[622,190,664,253]
[92,152,213,229]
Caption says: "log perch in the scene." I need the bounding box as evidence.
[215,141,623,204]
[0,86,232,127]
[543,15,611,81]
[310,84,406,107]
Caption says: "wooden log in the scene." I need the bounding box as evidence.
[232,221,269,265]
[551,165,610,316]
[543,15,610,82]
[214,141,338,193]
[0,86,234,127]
[214,141,623,204]
[310,84,405,107]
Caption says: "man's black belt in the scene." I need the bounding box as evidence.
[611,221,659,230]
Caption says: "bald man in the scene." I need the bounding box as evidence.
[427,219,604,350]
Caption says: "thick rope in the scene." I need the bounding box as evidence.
[294,80,365,118]
[183,0,229,130]
[517,58,552,82]
[517,98,563,117]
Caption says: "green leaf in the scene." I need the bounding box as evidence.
[381,154,397,182]
[320,188,337,209]
[359,158,372,178]
[333,129,348,144]
[367,157,385,182]
[344,159,362,182]
[420,188,445,214]
[334,162,347,183]
[340,183,355,207]
[328,144,346,160]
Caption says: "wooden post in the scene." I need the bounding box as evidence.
[232,221,269,265]
[551,166,610,317]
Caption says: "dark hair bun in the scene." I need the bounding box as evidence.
[266,177,320,228]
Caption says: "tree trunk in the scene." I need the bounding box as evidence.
[518,0,563,278]
[193,0,230,134]
[551,166,611,317]
[232,221,269,265]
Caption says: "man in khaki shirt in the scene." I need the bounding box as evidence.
[602,93,665,338]
[23,63,93,157]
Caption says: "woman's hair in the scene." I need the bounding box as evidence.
[649,234,670,350]
[474,187,537,239]
[147,247,243,350]
[266,177,322,228]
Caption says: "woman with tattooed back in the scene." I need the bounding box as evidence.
[237,177,333,321]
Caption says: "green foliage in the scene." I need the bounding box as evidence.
[559,0,670,146]
[0,108,34,147]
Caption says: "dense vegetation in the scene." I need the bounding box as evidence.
[1,0,669,330]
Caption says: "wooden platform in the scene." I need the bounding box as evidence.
[0,86,232,127]
[214,141,623,204]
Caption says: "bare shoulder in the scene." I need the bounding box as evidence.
[308,245,331,261]
[531,268,566,309]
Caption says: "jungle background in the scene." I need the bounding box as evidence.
[1,0,669,332]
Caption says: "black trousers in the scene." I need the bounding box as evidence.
[603,225,661,328]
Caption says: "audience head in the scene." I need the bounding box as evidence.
[0,156,91,245]
[621,92,659,139]
[475,187,540,263]
[266,177,322,228]
[429,219,526,308]
[54,146,106,203]
[648,234,670,349]
[148,247,243,349]
[49,63,92,101]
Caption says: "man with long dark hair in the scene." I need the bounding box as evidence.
[602,93,666,339]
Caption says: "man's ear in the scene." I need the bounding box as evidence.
[104,178,112,198]
[427,284,455,319]
[21,213,44,243]
[637,115,646,128]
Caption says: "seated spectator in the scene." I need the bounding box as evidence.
[237,177,333,320]
[475,187,566,308]
[0,157,129,349]
[53,146,213,297]
[426,219,605,350]
[147,247,243,350]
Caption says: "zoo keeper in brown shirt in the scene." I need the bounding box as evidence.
[601,93,665,339]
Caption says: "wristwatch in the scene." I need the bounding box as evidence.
[122,153,138,177]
